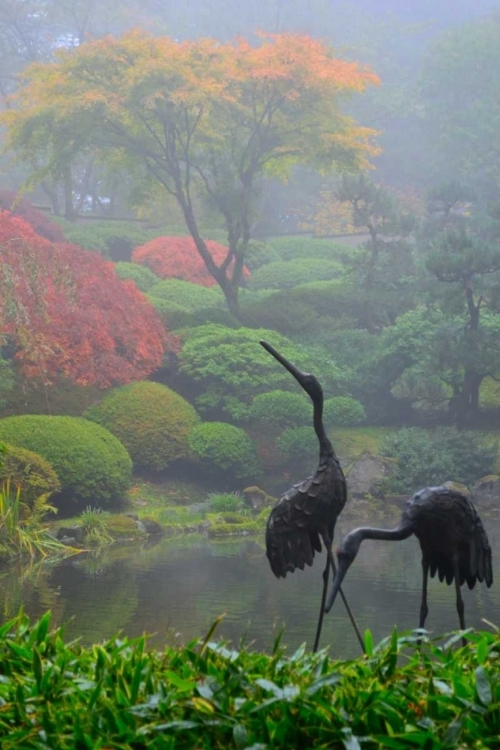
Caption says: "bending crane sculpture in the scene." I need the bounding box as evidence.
[260,340,364,653]
[325,485,493,646]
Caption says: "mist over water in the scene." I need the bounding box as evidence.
[3,516,498,658]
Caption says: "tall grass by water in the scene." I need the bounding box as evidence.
[0,611,498,749]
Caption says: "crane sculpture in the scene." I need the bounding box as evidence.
[325,485,493,646]
[260,340,364,653]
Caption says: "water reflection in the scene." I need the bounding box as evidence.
[0,517,498,659]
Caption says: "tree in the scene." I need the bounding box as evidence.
[420,12,500,197]
[2,32,379,314]
[0,211,171,387]
[333,174,417,332]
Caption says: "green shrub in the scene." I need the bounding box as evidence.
[188,422,261,481]
[381,427,498,494]
[0,416,132,506]
[249,258,343,291]
[249,390,310,428]
[207,492,244,513]
[0,443,60,509]
[267,236,353,261]
[277,426,318,470]
[148,278,225,309]
[244,240,280,271]
[114,262,160,292]
[61,220,155,259]
[323,397,366,426]
[85,381,200,472]
[240,294,320,335]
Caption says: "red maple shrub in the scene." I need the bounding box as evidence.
[0,211,174,387]
[0,188,66,242]
[132,236,249,287]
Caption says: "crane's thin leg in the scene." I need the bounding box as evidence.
[326,542,365,654]
[453,555,467,647]
[312,554,330,653]
[417,557,429,647]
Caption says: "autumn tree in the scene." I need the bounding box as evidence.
[2,32,379,314]
[0,211,170,387]
[132,236,249,287]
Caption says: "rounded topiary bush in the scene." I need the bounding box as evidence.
[114,262,160,292]
[323,396,366,426]
[0,416,132,506]
[277,427,318,470]
[188,422,261,481]
[244,240,280,271]
[249,390,310,429]
[0,443,61,508]
[85,381,200,472]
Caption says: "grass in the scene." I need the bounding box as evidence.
[0,611,499,748]
[333,427,397,460]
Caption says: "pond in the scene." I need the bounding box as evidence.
[1,515,499,659]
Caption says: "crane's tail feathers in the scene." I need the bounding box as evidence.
[266,529,320,578]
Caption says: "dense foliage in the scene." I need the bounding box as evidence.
[249,258,343,291]
[61,220,155,260]
[381,427,497,494]
[0,443,60,509]
[115,262,160,292]
[2,612,498,749]
[0,190,65,241]
[249,390,310,429]
[323,397,366,426]
[277,426,318,471]
[0,416,132,506]
[178,325,303,419]
[86,381,200,472]
[0,212,170,387]
[188,422,261,482]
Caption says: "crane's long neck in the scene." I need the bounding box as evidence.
[313,397,334,457]
[351,523,414,543]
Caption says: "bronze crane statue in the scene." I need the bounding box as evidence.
[260,340,364,653]
[325,485,493,646]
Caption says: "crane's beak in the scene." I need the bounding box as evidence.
[324,554,351,613]
[260,340,307,386]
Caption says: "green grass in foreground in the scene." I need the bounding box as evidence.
[0,613,499,748]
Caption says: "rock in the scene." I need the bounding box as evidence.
[56,526,85,544]
[136,520,147,533]
[140,517,164,535]
[125,512,139,521]
[59,536,77,546]
[471,475,500,512]
[242,486,275,510]
[344,454,392,499]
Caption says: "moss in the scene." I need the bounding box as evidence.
[207,520,260,537]
[333,427,396,459]
[104,515,146,539]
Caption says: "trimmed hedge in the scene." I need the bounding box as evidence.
[188,422,261,481]
[244,239,280,271]
[267,236,354,261]
[249,390,310,429]
[249,258,343,291]
[0,416,132,506]
[114,262,160,292]
[148,278,225,310]
[85,381,200,472]
[0,443,61,508]
[277,426,318,470]
[323,396,366,426]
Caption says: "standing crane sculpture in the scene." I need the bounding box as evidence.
[325,485,493,646]
[260,340,364,653]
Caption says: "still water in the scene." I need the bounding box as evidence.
[1,517,499,659]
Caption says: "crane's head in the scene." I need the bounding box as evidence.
[324,529,363,613]
[260,340,323,403]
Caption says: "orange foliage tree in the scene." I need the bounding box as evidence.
[0,211,172,387]
[2,31,379,314]
[132,236,249,287]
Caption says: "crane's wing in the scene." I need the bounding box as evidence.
[461,495,493,589]
[265,457,347,578]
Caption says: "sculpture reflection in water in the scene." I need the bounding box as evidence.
[260,340,364,653]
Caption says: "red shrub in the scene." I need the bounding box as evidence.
[132,235,249,286]
[0,211,174,387]
[0,189,66,242]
